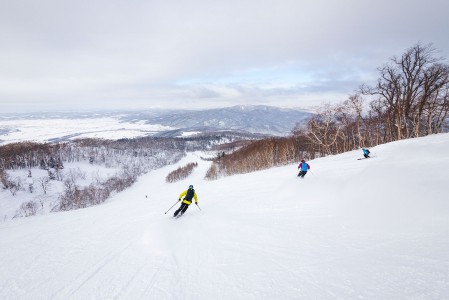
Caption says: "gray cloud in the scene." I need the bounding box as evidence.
[1,0,448,112]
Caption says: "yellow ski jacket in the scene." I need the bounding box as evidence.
[179,189,198,205]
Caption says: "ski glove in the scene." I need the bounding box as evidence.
[178,198,181,201]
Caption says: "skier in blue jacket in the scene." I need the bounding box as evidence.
[297,159,310,178]
[362,148,370,158]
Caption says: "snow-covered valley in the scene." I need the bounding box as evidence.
[0,106,311,145]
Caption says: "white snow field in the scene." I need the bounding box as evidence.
[0,118,173,145]
[1,133,449,300]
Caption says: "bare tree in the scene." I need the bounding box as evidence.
[306,104,343,155]
[346,93,365,148]
[361,43,449,140]
[38,177,50,194]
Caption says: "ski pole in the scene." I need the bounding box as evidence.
[164,200,179,214]
[196,203,202,211]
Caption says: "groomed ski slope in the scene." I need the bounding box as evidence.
[1,133,449,300]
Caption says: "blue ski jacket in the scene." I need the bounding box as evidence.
[298,162,310,172]
[362,148,370,155]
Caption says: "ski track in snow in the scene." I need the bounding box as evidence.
[1,134,449,299]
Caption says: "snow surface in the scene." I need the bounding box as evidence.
[179,131,202,137]
[0,118,173,144]
[1,134,449,299]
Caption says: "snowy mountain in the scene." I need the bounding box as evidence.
[131,105,312,136]
[1,133,449,299]
[0,106,311,144]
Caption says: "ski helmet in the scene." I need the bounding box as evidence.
[189,185,193,189]
[301,159,305,162]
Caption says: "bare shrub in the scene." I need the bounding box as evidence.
[0,170,18,195]
[8,182,19,196]
[67,167,87,183]
[34,194,47,210]
[6,177,23,196]
[91,170,102,185]
[19,200,39,217]
[166,162,198,183]
[204,163,218,180]
[0,169,9,189]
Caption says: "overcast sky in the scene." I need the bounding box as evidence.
[1,0,448,113]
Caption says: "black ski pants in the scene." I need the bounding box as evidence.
[174,202,190,217]
[298,170,307,178]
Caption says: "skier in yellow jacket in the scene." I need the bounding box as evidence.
[173,185,198,217]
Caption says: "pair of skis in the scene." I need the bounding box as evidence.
[164,200,202,217]
[357,156,375,160]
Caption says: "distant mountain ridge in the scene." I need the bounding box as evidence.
[123,105,312,136]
